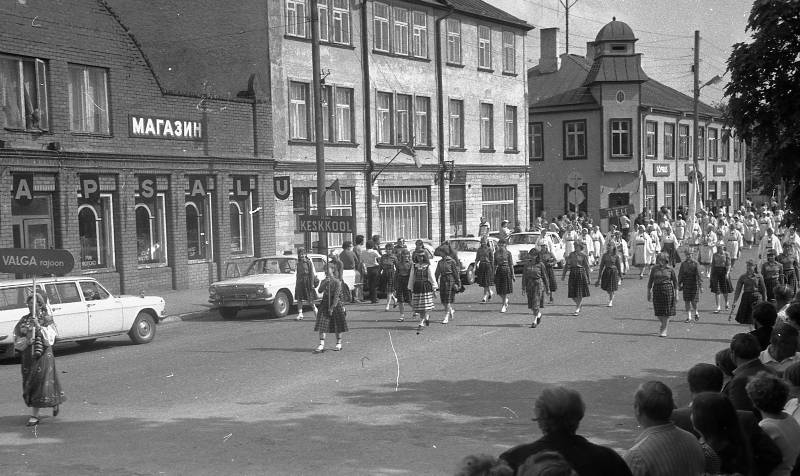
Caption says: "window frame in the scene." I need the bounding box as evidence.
[663,122,675,159]
[67,63,110,134]
[317,0,330,42]
[411,11,428,58]
[708,127,719,161]
[331,0,351,45]
[395,93,412,145]
[697,126,705,159]
[229,192,254,256]
[288,80,310,141]
[644,181,657,213]
[678,124,691,159]
[504,105,517,152]
[446,18,462,64]
[563,120,586,160]
[373,2,390,52]
[333,86,354,143]
[392,6,410,55]
[286,0,308,38]
[502,31,516,74]
[530,121,543,161]
[645,120,657,158]
[448,98,464,148]
[0,55,50,131]
[721,134,730,162]
[477,25,492,70]
[479,102,494,151]
[610,118,632,158]
[77,193,115,271]
[413,95,431,146]
[185,191,214,262]
[376,91,393,145]
[135,192,168,267]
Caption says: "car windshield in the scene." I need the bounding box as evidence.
[450,240,481,252]
[509,234,540,245]
[246,258,297,275]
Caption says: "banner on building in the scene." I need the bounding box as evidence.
[652,163,670,177]
[274,176,291,200]
[599,204,635,219]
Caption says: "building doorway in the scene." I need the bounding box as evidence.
[449,185,466,238]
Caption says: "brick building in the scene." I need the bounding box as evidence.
[527,20,746,230]
[0,0,274,292]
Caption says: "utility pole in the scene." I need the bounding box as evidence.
[310,0,327,254]
[560,0,578,54]
[689,30,701,239]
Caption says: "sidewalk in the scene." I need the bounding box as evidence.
[148,287,214,323]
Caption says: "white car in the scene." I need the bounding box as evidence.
[0,277,166,359]
[208,254,356,319]
[507,232,566,272]
[446,237,498,284]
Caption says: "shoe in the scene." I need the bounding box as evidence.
[442,316,449,324]
[313,344,325,353]
[607,301,613,307]
[334,341,342,351]
[53,405,59,417]
[549,296,554,303]
[536,312,542,326]
[500,304,507,313]
[26,417,39,427]
[684,317,691,323]
[480,297,487,303]
[713,308,720,314]
[695,313,700,321]
[385,304,390,311]
[417,322,424,331]
[393,302,398,309]
[295,314,304,321]
[530,321,537,328]
[725,304,730,310]
[424,318,430,326]
[397,316,405,322]
[659,330,668,337]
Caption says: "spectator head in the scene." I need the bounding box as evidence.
[454,454,512,476]
[656,252,669,266]
[769,323,799,361]
[786,303,800,330]
[342,241,353,250]
[533,387,585,436]
[634,381,675,424]
[715,348,736,377]
[366,241,375,250]
[745,371,791,414]
[752,302,778,329]
[783,361,800,390]
[774,285,794,308]
[690,392,749,468]
[687,363,724,394]
[730,333,761,363]
[355,235,364,246]
[297,247,307,258]
[518,451,578,476]
[384,243,394,252]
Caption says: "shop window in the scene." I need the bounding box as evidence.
[135,194,167,265]
[679,181,689,209]
[379,187,429,241]
[229,194,254,255]
[78,194,115,270]
[185,193,213,261]
[482,185,516,230]
[449,185,466,237]
[530,184,544,223]
[0,55,49,130]
[68,64,109,134]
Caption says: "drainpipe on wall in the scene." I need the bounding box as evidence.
[361,0,375,238]
[435,2,455,243]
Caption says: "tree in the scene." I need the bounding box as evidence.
[725,0,800,225]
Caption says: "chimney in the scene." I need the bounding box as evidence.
[585,41,596,64]
[539,28,560,74]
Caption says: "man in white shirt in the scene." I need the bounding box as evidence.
[759,324,800,373]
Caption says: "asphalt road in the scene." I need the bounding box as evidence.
[0,250,757,475]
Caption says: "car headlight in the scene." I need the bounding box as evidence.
[256,286,266,294]
[208,285,217,296]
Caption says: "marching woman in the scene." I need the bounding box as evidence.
[494,239,515,313]
[760,249,784,302]
[674,213,687,245]
[776,245,799,295]
[313,261,349,353]
[699,224,718,277]
[522,248,550,328]
[435,243,462,324]
[561,241,591,315]
[709,242,734,314]
[590,225,605,268]
[730,259,767,325]
[660,226,681,267]
[379,243,398,311]
[744,212,758,249]
[563,224,578,257]
[538,238,558,303]
[725,224,744,268]
[294,248,318,321]
[678,248,703,322]
[647,252,678,337]
[393,249,413,322]
[14,293,65,426]
[595,242,621,307]
[408,248,438,330]
[632,225,653,279]
[475,237,495,303]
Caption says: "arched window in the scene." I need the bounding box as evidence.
[185,202,202,259]
[136,204,154,263]
[230,201,243,252]
[78,204,102,268]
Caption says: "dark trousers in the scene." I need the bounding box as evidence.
[622,227,630,242]
[366,266,380,302]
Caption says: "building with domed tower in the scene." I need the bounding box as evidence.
[527,19,746,230]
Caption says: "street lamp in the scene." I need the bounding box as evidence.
[371,143,419,184]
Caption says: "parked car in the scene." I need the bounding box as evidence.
[208,254,356,319]
[507,232,566,272]
[0,277,166,360]
[446,237,498,284]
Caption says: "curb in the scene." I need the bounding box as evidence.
[160,310,211,324]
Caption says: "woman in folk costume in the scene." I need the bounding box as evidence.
[435,243,461,324]
[475,236,495,303]
[647,223,662,255]
[562,224,578,257]
[673,213,687,245]
[522,248,550,328]
[313,261,349,353]
[730,259,767,324]
[494,239,515,313]
[580,228,594,266]
[595,242,622,307]
[408,247,438,330]
[758,211,773,242]
[561,241,591,315]
[378,243,398,311]
[393,248,413,322]
[631,225,653,279]
[14,293,65,426]
[294,248,318,321]
[709,241,734,314]
[743,212,758,249]
[647,252,679,337]
[678,247,703,323]
[699,224,718,278]
[590,225,605,267]
[538,238,558,302]
[725,224,744,268]
[613,230,630,278]
[660,226,681,267]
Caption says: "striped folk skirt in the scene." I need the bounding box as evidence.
[600,266,619,293]
[709,267,733,294]
[735,291,761,325]
[394,273,412,303]
[567,267,590,299]
[495,265,514,295]
[412,280,435,313]
[476,261,494,287]
[652,280,676,317]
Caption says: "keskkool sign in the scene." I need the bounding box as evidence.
[298,216,355,233]
[0,248,75,275]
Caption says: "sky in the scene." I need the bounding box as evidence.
[490,0,754,106]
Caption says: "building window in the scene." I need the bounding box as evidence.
[564,120,586,159]
[708,128,718,160]
[68,64,109,134]
[373,3,390,52]
[414,96,430,146]
[135,193,167,265]
[185,192,213,261]
[448,99,463,148]
[678,181,689,209]
[530,122,543,161]
[645,121,657,158]
[0,55,49,130]
[446,18,461,64]
[478,25,492,69]
[733,181,742,208]
[480,103,493,150]
[334,87,353,142]
[697,126,705,159]
[504,105,517,151]
[645,182,657,213]
[502,31,515,73]
[376,91,392,144]
[611,119,631,157]
[449,185,467,237]
[317,0,330,41]
[664,182,675,213]
[482,186,516,231]
[664,123,675,159]
[722,135,730,161]
[396,94,411,145]
[720,181,729,203]
[289,81,309,140]
[310,188,353,249]
[564,183,588,214]
[229,194,254,255]
[286,0,307,38]
[412,11,428,58]
[78,195,114,270]
[678,124,690,159]
[393,7,409,55]
[331,0,350,44]
[530,184,544,222]
[708,181,717,201]
[734,139,742,162]
[379,187,429,241]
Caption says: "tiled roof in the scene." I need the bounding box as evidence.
[443,0,533,30]
[642,81,721,117]
[528,55,593,104]
[583,55,649,85]
[531,87,598,109]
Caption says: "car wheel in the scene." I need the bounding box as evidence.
[465,265,476,285]
[272,291,290,318]
[219,308,239,320]
[128,312,156,344]
[75,338,97,347]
